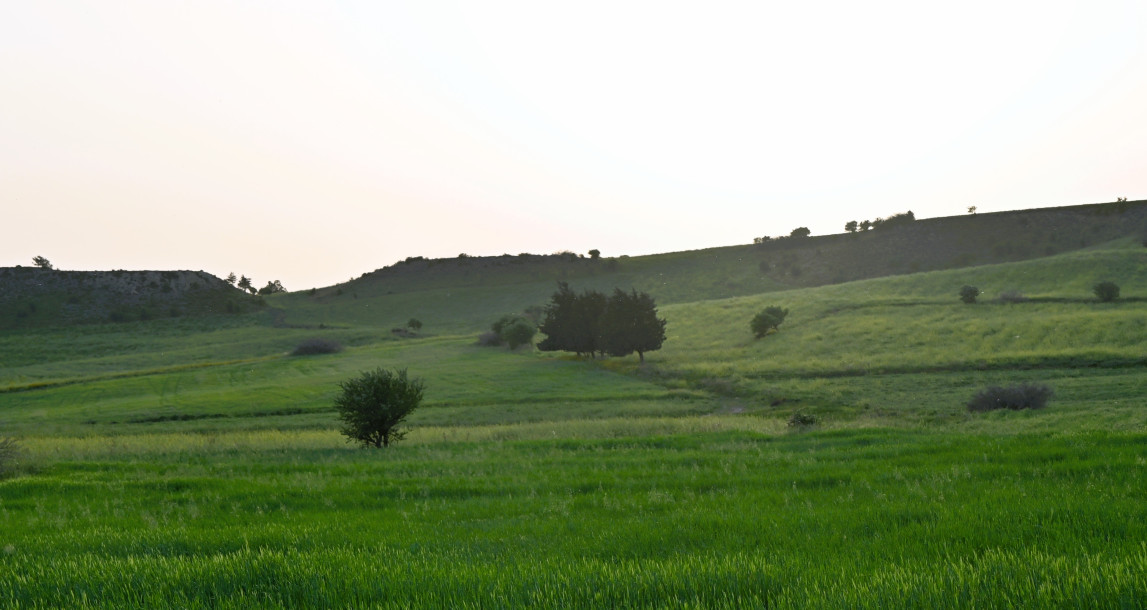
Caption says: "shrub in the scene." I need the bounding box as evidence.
[750,306,789,338]
[485,315,539,349]
[1093,281,1120,302]
[966,383,1053,412]
[501,318,537,349]
[871,210,915,230]
[333,368,424,448]
[476,331,502,347]
[0,437,19,478]
[997,290,1028,304]
[406,318,423,331]
[787,412,817,429]
[959,285,980,304]
[291,338,344,356]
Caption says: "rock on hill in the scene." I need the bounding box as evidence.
[0,268,263,329]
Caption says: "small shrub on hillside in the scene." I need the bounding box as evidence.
[485,315,538,349]
[406,318,423,331]
[1093,281,1120,302]
[751,306,789,338]
[997,290,1028,304]
[501,318,537,349]
[966,383,1053,412]
[0,437,19,478]
[476,331,502,347]
[959,285,980,304]
[787,412,818,429]
[291,338,344,356]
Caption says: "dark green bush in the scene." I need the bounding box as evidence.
[967,383,1053,412]
[501,318,537,349]
[476,331,501,347]
[959,285,980,304]
[751,306,789,338]
[997,290,1028,304]
[333,368,424,448]
[485,315,537,349]
[292,338,344,356]
[1093,281,1120,302]
[787,412,817,429]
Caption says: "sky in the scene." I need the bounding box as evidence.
[3,0,1145,290]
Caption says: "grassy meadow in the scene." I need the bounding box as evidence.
[1,239,1146,607]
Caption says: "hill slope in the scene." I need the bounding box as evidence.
[0,268,263,329]
[271,199,1147,332]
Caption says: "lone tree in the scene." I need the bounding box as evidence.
[333,368,424,448]
[407,318,423,332]
[959,285,981,304]
[32,256,53,270]
[790,227,811,238]
[588,249,601,260]
[1093,281,1120,302]
[750,306,789,338]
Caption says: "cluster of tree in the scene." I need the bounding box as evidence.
[753,227,811,244]
[538,282,666,362]
[226,272,285,295]
[845,210,915,233]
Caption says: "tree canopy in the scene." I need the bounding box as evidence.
[333,368,424,448]
[538,283,666,362]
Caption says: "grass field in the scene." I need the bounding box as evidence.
[1,240,1145,607]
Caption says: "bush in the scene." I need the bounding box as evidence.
[291,338,344,356]
[966,383,1053,412]
[484,315,538,349]
[501,318,537,349]
[750,306,789,338]
[787,412,817,429]
[0,437,19,478]
[407,318,423,331]
[997,290,1028,304]
[476,331,502,347]
[959,285,980,304]
[1093,281,1120,302]
[333,368,424,448]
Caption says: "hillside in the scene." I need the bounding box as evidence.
[4,199,1144,333]
[271,198,1147,332]
[0,268,263,329]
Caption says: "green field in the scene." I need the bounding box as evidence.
[1,239,1146,607]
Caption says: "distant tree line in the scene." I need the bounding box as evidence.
[845,211,915,233]
[226,272,285,295]
[538,282,666,363]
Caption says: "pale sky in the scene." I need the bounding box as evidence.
[3,1,1145,290]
